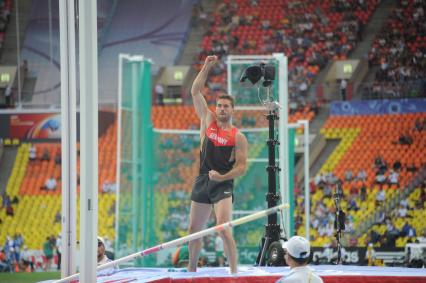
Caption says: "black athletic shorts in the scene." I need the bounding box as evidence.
[191,174,234,204]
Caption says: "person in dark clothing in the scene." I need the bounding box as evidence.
[187,55,248,274]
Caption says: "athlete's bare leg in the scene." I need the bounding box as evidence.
[187,201,212,272]
[214,197,237,274]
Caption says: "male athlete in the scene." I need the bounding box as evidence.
[188,55,248,274]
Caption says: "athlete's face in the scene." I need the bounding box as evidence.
[216,99,234,123]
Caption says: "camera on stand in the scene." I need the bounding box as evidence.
[240,63,276,87]
[240,63,287,266]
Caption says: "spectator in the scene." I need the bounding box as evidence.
[43,237,53,271]
[54,211,61,223]
[314,173,326,186]
[414,118,423,132]
[374,154,387,173]
[102,182,116,193]
[360,184,367,201]
[97,237,112,265]
[349,184,359,197]
[2,193,11,208]
[155,83,165,106]
[41,148,50,162]
[54,151,61,165]
[4,85,11,106]
[97,237,118,275]
[356,169,367,182]
[347,197,359,211]
[388,170,399,186]
[56,235,61,270]
[344,168,353,182]
[172,244,189,268]
[376,188,385,205]
[375,171,386,186]
[392,160,402,172]
[13,234,23,264]
[368,229,382,244]
[276,236,323,283]
[396,204,407,218]
[11,196,19,205]
[365,243,376,266]
[326,172,338,185]
[5,204,14,216]
[398,132,413,145]
[384,221,399,247]
[401,221,416,237]
[340,79,347,101]
[29,145,37,161]
[41,177,57,191]
[0,246,9,272]
[19,246,34,272]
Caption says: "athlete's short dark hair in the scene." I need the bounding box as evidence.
[216,94,235,108]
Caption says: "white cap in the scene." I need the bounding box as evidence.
[97,237,105,246]
[282,236,310,259]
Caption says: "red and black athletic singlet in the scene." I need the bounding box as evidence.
[199,121,238,175]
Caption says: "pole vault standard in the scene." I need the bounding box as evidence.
[53,203,290,283]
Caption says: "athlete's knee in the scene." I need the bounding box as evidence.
[188,223,202,234]
[219,229,233,241]
[188,238,202,247]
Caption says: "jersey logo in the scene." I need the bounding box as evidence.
[207,132,229,145]
[205,122,236,147]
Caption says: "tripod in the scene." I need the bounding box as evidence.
[255,86,286,266]
[333,183,346,265]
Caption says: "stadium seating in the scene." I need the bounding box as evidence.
[195,0,379,105]
[0,119,118,249]
[367,1,426,99]
[0,0,12,54]
[299,112,426,247]
[151,105,315,129]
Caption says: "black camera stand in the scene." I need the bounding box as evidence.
[239,62,285,266]
[255,106,285,266]
[333,184,346,265]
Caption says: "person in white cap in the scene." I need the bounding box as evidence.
[276,236,323,283]
[97,237,111,265]
[97,237,118,275]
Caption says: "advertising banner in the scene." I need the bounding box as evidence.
[10,113,61,139]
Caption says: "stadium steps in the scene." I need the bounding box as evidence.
[21,77,37,103]
[309,139,340,179]
[0,0,31,64]
[349,0,397,59]
[0,146,18,195]
[294,103,330,182]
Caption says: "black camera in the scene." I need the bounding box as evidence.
[240,63,275,87]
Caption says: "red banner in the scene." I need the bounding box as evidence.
[10,113,61,139]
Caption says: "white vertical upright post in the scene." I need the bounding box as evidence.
[79,0,98,282]
[59,0,77,277]
[275,53,290,236]
[300,120,310,240]
[14,0,21,107]
[226,57,232,96]
[115,54,126,254]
